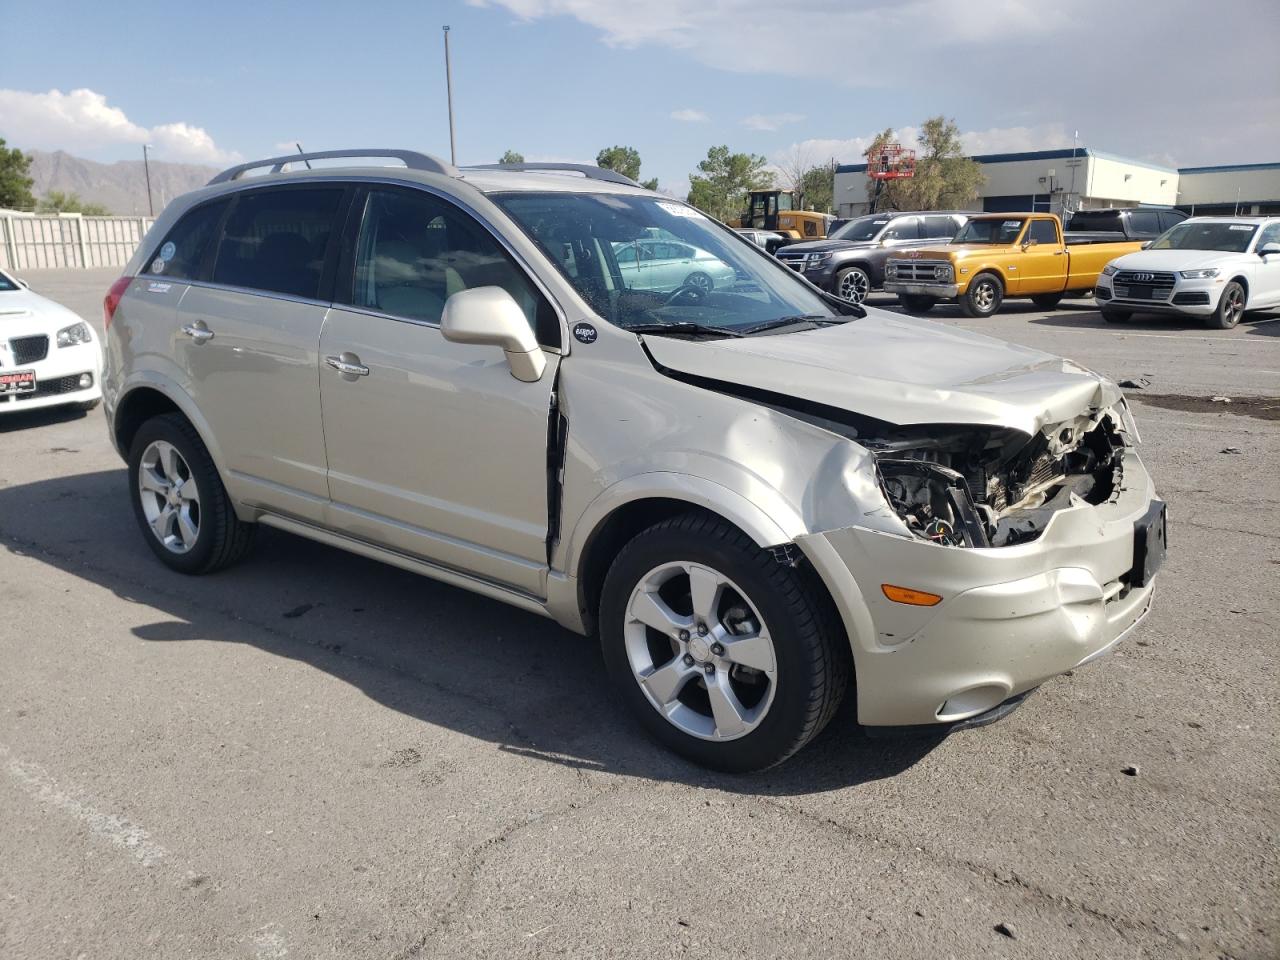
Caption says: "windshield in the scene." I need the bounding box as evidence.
[829,215,890,242]
[953,218,1026,244]
[0,272,18,292]
[1150,221,1257,253]
[493,192,848,335]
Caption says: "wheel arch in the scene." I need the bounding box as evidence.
[112,376,229,483]
[1228,274,1250,303]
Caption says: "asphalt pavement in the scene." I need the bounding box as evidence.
[1,269,1276,959]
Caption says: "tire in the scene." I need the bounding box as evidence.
[834,266,871,304]
[1031,293,1064,309]
[899,294,937,314]
[1101,308,1132,323]
[684,271,714,295]
[599,511,848,772]
[1206,281,1246,329]
[961,272,1004,318]
[128,413,256,575]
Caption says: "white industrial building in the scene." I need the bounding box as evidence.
[834,149,1280,218]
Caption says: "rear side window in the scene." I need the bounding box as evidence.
[212,187,344,299]
[1127,210,1162,236]
[146,198,229,280]
[882,217,919,240]
[1027,219,1058,245]
[1158,210,1187,232]
[923,215,959,238]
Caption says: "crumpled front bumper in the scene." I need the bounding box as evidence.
[796,446,1160,727]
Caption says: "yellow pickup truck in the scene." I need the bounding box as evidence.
[882,213,1142,317]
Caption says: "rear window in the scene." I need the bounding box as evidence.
[1066,210,1121,232]
[212,187,344,299]
[1127,210,1162,236]
[145,198,230,280]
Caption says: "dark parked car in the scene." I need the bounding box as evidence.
[776,211,969,303]
[1065,207,1188,242]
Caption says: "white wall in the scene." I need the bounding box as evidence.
[1,211,154,270]
[1178,166,1280,208]
[1085,156,1178,207]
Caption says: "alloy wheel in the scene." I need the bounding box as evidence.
[838,269,869,303]
[623,561,777,741]
[137,440,201,554]
[974,280,996,311]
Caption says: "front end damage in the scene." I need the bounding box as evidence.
[791,398,1164,729]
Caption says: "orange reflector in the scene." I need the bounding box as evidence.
[881,584,943,606]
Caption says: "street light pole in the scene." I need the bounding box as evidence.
[142,143,154,217]
[443,25,457,166]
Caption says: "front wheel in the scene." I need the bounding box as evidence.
[1206,281,1245,329]
[128,413,256,574]
[834,266,870,304]
[683,271,714,295]
[899,294,937,314]
[961,272,1004,318]
[600,512,848,772]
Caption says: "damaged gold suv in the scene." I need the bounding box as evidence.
[102,150,1166,772]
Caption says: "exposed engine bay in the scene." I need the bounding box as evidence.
[869,409,1129,547]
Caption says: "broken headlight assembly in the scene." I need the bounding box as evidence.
[872,411,1130,549]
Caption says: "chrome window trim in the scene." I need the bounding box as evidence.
[138,173,570,350]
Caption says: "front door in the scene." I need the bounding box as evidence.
[1012,218,1067,294]
[1252,221,1280,307]
[317,186,561,595]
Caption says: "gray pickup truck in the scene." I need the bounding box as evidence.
[1065,207,1188,242]
[776,211,969,303]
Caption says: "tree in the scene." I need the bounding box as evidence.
[0,139,35,211]
[864,117,983,213]
[686,145,774,221]
[36,191,110,216]
[499,149,524,164]
[596,145,658,190]
[798,165,834,214]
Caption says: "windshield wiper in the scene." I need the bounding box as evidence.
[621,322,745,339]
[739,314,843,335]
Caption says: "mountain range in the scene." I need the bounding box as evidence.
[27,150,219,217]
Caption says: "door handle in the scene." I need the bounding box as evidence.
[324,354,370,378]
[181,322,214,343]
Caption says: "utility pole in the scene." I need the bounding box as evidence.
[1067,129,1079,217]
[142,143,154,217]
[443,25,457,166]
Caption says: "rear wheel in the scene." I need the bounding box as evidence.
[600,512,847,772]
[1101,308,1132,323]
[1031,293,1064,309]
[834,266,871,304]
[899,294,937,314]
[1206,281,1245,329]
[128,413,256,574]
[961,272,1004,318]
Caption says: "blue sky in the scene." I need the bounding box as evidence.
[3,0,1278,194]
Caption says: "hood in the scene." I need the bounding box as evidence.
[0,288,83,330]
[1109,248,1243,271]
[780,238,877,255]
[642,309,1122,439]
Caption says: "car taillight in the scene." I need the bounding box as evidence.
[103,276,132,330]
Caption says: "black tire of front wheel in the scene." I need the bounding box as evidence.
[128,413,256,575]
[599,511,849,773]
[899,295,937,314]
[1206,281,1245,329]
[961,272,1004,318]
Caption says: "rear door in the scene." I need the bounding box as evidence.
[175,184,348,521]
[1252,221,1280,307]
[317,185,561,594]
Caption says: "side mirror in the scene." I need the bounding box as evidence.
[1141,241,1152,249]
[17,277,29,288]
[1259,242,1280,257]
[1022,238,1038,249]
[441,286,546,383]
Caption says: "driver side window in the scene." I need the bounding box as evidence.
[348,188,559,345]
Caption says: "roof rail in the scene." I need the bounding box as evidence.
[208,149,459,185]
[464,162,641,188]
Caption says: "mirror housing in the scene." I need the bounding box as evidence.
[17,277,29,288]
[1141,240,1153,249]
[441,286,546,383]
[1259,242,1280,257]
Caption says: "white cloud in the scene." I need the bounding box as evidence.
[0,88,239,165]
[670,108,709,123]
[741,112,805,132]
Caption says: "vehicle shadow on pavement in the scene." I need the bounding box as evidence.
[1027,311,1280,333]
[0,469,943,797]
[0,405,96,434]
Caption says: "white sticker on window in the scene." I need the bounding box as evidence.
[1003,220,1022,229]
[657,201,707,220]
[1229,224,1253,231]
[159,241,176,260]
[150,258,167,274]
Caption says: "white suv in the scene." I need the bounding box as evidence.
[1095,216,1280,328]
[102,149,1165,771]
